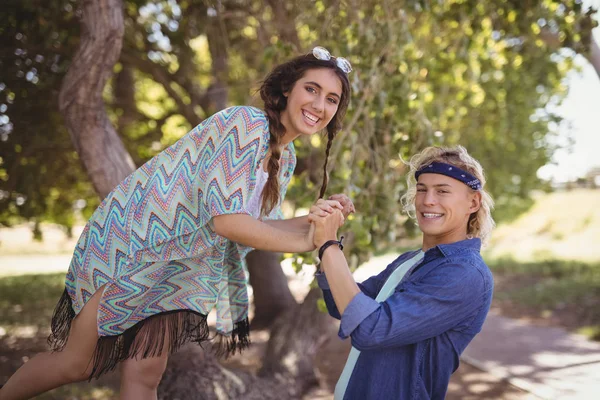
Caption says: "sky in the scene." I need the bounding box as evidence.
[537,0,600,183]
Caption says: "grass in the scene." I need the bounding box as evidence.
[0,272,118,398]
[0,272,66,333]
[487,257,600,339]
[487,189,600,262]
[578,326,600,341]
[487,257,600,278]
[495,273,599,309]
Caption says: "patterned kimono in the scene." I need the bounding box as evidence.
[48,106,296,378]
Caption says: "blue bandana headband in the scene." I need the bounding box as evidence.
[415,162,482,190]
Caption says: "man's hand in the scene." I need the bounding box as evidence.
[311,209,345,248]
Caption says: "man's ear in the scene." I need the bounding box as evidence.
[470,191,482,213]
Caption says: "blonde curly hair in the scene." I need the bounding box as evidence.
[400,145,495,245]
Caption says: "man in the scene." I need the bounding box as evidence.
[309,145,495,399]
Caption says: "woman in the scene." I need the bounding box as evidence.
[310,145,495,399]
[0,46,354,400]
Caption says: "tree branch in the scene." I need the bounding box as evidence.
[58,0,135,199]
[119,51,200,125]
[265,0,301,50]
[588,34,600,79]
[204,12,229,113]
[540,26,600,80]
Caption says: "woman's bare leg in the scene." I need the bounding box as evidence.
[0,286,105,400]
[119,349,169,400]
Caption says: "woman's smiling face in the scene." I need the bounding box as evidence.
[279,68,343,144]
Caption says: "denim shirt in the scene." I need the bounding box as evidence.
[316,238,494,400]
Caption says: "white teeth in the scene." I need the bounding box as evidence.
[423,213,443,218]
[303,110,319,123]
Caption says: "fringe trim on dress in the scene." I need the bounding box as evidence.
[47,288,251,380]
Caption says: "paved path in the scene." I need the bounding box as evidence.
[462,312,600,399]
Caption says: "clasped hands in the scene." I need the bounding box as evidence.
[308,194,355,250]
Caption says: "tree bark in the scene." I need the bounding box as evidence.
[205,11,230,114]
[259,288,338,395]
[114,62,140,132]
[265,1,301,50]
[158,343,295,400]
[158,289,338,400]
[58,0,134,198]
[246,250,297,329]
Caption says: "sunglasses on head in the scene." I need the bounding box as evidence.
[311,46,352,74]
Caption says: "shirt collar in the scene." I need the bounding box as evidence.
[424,238,482,259]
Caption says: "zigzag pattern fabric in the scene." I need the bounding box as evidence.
[60,106,296,344]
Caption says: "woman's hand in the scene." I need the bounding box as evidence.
[305,195,353,249]
[307,198,343,222]
[328,194,356,218]
[311,209,345,249]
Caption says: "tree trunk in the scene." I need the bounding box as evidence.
[259,288,338,395]
[158,288,338,400]
[246,250,297,329]
[114,62,139,132]
[158,343,294,400]
[205,13,229,114]
[58,0,135,198]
